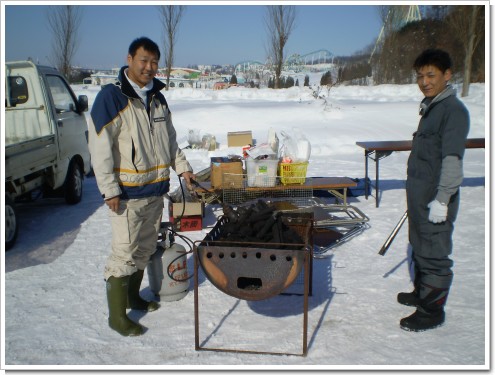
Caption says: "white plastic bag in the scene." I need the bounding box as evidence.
[267,128,279,154]
[294,128,311,162]
[279,131,298,163]
[279,129,311,163]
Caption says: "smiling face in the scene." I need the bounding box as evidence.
[126,46,159,88]
[416,65,452,98]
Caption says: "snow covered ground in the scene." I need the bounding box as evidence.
[2,81,488,371]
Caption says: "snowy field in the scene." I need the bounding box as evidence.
[2,81,488,371]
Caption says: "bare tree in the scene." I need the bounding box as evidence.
[46,5,83,80]
[158,5,186,91]
[265,5,296,89]
[447,5,485,97]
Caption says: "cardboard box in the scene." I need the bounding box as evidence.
[210,157,243,189]
[170,201,204,218]
[227,131,253,147]
[168,201,204,232]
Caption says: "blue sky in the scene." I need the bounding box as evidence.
[4,3,383,70]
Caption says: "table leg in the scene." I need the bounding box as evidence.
[364,151,369,201]
[375,157,380,208]
[326,188,348,205]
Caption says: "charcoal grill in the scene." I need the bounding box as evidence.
[193,213,313,356]
[196,216,310,301]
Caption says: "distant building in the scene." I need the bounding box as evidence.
[89,67,201,88]
[213,82,229,90]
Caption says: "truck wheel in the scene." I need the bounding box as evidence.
[64,161,83,205]
[5,196,18,250]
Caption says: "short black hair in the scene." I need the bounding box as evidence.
[128,37,160,60]
[413,49,452,73]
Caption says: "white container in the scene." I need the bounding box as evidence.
[246,158,278,187]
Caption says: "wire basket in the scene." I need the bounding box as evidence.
[279,162,308,185]
[221,173,313,205]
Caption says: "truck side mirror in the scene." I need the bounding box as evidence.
[7,76,29,107]
[78,95,88,112]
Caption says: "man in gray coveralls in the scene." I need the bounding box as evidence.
[398,49,470,332]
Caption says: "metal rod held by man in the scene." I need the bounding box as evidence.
[378,211,408,256]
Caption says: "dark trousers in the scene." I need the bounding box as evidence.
[408,218,454,290]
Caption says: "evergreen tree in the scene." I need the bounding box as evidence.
[295,78,299,86]
[320,72,326,85]
[337,67,343,84]
[327,71,333,85]
[320,71,333,86]
[304,75,310,86]
[286,76,295,87]
[230,74,238,84]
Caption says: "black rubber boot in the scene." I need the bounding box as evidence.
[398,267,420,306]
[400,283,448,332]
[397,290,419,307]
[128,269,160,312]
[400,307,445,332]
[106,276,144,336]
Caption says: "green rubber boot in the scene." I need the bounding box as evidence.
[127,269,160,312]
[106,276,144,337]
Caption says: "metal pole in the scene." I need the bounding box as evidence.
[375,154,380,207]
[364,150,369,201]
[378,211,408,256]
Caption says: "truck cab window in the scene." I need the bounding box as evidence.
[46,75,77,113]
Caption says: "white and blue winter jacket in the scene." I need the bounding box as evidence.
[88,66,192,200]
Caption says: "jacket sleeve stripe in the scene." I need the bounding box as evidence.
[119,176,171,187]
[115,164,171,174]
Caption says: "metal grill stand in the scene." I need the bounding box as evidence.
[193,244,311,356]
[193,215,312,356]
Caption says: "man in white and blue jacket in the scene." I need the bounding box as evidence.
[399,49,470,332]
[89,37,195,337]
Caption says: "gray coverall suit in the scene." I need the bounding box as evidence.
[406,85,470,311]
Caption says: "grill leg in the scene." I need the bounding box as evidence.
[303,248,309,356]
[194,247,200,351]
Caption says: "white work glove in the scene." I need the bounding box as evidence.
[427,200,448,223]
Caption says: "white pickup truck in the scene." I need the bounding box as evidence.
[4,61,92,250]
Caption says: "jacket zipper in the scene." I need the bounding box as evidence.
[148,95,159,191]
[131,140,139,172]
[144,95,154,136]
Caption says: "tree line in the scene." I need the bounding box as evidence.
[46,5,484,97]
[340,5,484,96]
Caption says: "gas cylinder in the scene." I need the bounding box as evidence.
[147,236,190,302]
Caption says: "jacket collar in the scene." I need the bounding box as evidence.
[419,85,456,116]
[118,66,166,99]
